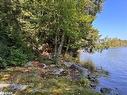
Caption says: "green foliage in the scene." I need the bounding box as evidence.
[7,48,28,66]
[0,0,36,68]
[79,78,90,87]
[0,0,104,67]
[0,46,35,68]
[20,0,104,63]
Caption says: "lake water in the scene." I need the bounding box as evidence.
[80,47,127,95]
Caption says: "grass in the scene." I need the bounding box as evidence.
[63,53,80,63]
[0,66,101,95]
[81,60,96,73]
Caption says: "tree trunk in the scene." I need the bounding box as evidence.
[57,32,65,63]
[54,33,58,63]
[58,32,65,55]
[54,34,58,57]
[65,38,70,53]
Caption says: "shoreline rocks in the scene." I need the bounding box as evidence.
[100,87,120,95]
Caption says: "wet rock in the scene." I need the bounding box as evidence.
[100,88,112,94]
[90,83,96,88]
[100,87,120,95]
[88,75,98,83]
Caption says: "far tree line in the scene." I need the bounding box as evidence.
[95,37,127,52]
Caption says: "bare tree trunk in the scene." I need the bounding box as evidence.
[57,32,65,63]
[54,33,58,63]
[58,32,65,55]
[65,38,70,53]
[54,34,58,57]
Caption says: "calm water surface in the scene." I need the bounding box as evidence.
[80,47,127,95]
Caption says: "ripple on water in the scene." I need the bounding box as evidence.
[80,47,127,95]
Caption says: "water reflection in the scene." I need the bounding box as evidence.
[80,47,127,95]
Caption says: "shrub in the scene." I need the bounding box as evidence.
[81,60,96,72]
[0,45,36,68]
[7,48,29,66]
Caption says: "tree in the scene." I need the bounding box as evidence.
[0,0,34,68]
[20,0,104,63]
[0,0,104,67]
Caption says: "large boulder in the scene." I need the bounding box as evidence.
[70,64,90,78]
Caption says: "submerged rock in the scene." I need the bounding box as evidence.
[100,88,112,94]
[100,87,120,95]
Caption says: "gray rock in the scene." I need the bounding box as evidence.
[24,61,47,68]
[64,62,73,67]
[0,83,27,91]
[9,84,27,91]
[51,68,64,75]
[70,64,90,77]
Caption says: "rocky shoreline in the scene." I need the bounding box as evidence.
[0,61,119,95]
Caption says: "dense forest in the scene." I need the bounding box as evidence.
[0,0,104,68]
